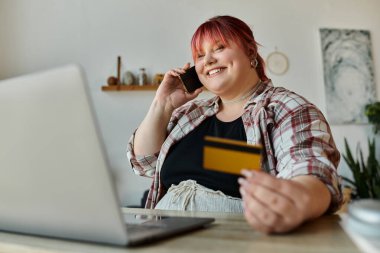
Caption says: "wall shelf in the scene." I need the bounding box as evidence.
[101,84,159,91]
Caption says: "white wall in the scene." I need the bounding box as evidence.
[1,0,379,206]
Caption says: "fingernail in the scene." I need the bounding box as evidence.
[241,169,254,178]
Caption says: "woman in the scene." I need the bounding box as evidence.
[127,15,342,233]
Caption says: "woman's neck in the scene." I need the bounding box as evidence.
[220,79,261,105]
[216,73,261,122]
[216,102,245,122]
[221,80,261,105]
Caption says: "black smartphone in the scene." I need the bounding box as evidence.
[179,66,203,93]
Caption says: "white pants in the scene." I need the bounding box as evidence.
[155,180,243,213]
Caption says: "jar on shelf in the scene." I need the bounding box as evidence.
[153,73,164,85]
[138,68,148,86]
[123,71,135,85]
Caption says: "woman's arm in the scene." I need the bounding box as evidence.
[133,98,173,155]
[133,63,202,156]
[239,95,341,233]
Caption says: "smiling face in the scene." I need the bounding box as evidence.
[191,16,268,100]
[194,39,253,98]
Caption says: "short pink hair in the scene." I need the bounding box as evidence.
[191,16,268,81]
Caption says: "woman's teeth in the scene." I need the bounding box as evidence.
[208,68,222,76]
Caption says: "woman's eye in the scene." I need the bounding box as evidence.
[215,45,225,51]
[197,54,205,59]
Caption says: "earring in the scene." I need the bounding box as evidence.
[250,59,258,68]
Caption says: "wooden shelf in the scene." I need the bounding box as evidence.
[101,84,159,91]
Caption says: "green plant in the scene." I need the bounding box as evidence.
[365,102,380,134]
[342,138,380,199]
[342,101,380,199]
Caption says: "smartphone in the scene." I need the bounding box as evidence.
[179,66,203,93]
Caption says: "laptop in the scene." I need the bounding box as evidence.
[0,64,214,246]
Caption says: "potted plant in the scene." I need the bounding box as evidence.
[342,139,380,199]
[342,102,380,200]
[365,101,380,134]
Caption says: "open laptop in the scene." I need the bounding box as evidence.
[0,64,214,246]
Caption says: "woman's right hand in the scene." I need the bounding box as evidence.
[155,63,203,111]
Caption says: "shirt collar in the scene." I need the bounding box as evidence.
[244,79,273,109]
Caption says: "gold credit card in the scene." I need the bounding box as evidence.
[203,136,262,175]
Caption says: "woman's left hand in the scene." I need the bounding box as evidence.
[238,170,319,234]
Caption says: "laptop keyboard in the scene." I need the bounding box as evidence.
[126,223,167,233]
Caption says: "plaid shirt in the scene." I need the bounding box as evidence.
[127,81,343,212]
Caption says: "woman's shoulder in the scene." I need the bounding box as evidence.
[250,84,325,126]
[259,84,314,110]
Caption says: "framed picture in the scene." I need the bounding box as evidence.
[320,28,376,124]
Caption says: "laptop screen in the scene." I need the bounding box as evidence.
[0,65,129,245]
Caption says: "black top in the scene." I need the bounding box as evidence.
[160,114,246,198]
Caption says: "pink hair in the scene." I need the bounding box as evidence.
[191,16,268,81]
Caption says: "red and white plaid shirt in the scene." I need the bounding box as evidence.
[127,81,343,212]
